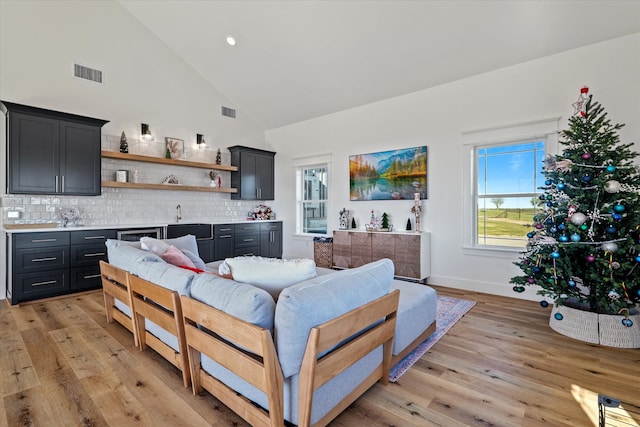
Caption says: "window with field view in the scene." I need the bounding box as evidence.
[475,140,545,247]
[297,165,328,234]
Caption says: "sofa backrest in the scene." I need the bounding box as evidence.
[274,258,394,379]
[189,273,276,331]
[105,239,196,296]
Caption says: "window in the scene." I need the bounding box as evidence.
[475,140,545,247]
[462,118,559,251]
[296,163,329,235]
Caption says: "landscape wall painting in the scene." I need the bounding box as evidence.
[349,146,428,201]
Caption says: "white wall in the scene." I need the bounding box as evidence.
[0,0,269,300]
[267,33,640,301]
[0,0,264,225]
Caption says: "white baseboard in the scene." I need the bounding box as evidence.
[427,274,543,303]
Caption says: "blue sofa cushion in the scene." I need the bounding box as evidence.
[106,239,195,296]
[190,274,276,331]
[274,258,394,379]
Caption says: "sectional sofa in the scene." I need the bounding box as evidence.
[102,235,436,426]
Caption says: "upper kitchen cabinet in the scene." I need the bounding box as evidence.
[228,145,276,200]
[1,101,109,195]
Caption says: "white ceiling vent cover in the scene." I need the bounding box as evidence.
[73,64,103,83]
[221,106,236,118]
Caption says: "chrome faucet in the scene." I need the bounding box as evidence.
[176,204,182,223]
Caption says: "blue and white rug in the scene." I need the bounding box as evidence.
[389,296,476,382]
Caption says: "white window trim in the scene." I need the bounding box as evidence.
[293,153,333,237]
[462,117,560,254]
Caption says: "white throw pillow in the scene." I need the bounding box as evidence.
[140,236,170,255]
[140,235,206,270]
[224,256,317,299]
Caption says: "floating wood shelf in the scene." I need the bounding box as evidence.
[102,181,238,193]
[101,151,238,171]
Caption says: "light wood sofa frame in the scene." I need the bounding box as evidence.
[181,289,400,427]
[100,260,137,345]
[100,261,190,387]
[128,274,191,388]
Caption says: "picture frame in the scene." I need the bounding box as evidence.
[165,137,185,160]
[349,145,427,201]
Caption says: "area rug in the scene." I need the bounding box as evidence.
[389,296,476,382]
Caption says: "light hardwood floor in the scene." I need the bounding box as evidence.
[1,286,639,426]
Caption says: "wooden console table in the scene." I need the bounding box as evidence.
[332,230,431,282]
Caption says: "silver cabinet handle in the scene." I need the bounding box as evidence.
[243,238,254,242]
[33,257,57,262]
[219,228,232,232]
[32,280,57,287]
[219,235,231,239]
[83,236,105,240]
[55,175,59,192]
[32,238,57,243]
[61,175,65,192]
[83,274,101,279]
[83,252,105,257]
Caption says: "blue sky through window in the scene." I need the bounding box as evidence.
[477,141,545,207]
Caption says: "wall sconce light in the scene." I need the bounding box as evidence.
[196,133,206,148]
[140,123,154,142]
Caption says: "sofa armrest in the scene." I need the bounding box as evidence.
[297,289,399,427]
[180,295,284,427]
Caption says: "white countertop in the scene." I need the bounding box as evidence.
[2,219,280,233]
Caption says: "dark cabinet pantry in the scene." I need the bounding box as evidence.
[1,101,108,196]
[228,145,276,200]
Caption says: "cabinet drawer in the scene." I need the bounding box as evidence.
[260,222,282,232]
[214,224,234,235]
[70,243,108,267]
[234,234,259,248]
[70,229,116,245]
[71,266,102,291]
[234,246,260,257]
[234,223,260,233]
[14,231,70,249]
[13,247,69,273]
[14,270,69,302]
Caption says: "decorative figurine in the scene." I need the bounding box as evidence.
[216,148,222,165]
[209,171,218,187]
[339,208,349,229]
[411,193,422,232]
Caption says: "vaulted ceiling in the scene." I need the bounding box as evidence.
[118,0,640,130]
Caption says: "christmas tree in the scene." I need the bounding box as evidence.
[119,131,128,153]
[381,212,390,229]
[511,87,640,315]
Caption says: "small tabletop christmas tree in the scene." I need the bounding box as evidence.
[381,212,390,230]
[511,87,640,315]
[119,131,128,153]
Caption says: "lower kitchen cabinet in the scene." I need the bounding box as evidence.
[260,222,282,258]
[8,229,114,304]
[214,224,234,261]
[234,223,261,257]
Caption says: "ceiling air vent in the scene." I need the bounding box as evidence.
[221,106,236,118]
[73,63,103,83]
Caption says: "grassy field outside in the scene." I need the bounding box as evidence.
[478,208,540,247]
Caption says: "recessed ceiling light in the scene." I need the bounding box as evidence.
[226,36,236,46]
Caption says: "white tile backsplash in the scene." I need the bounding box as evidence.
[1,134,264,226]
